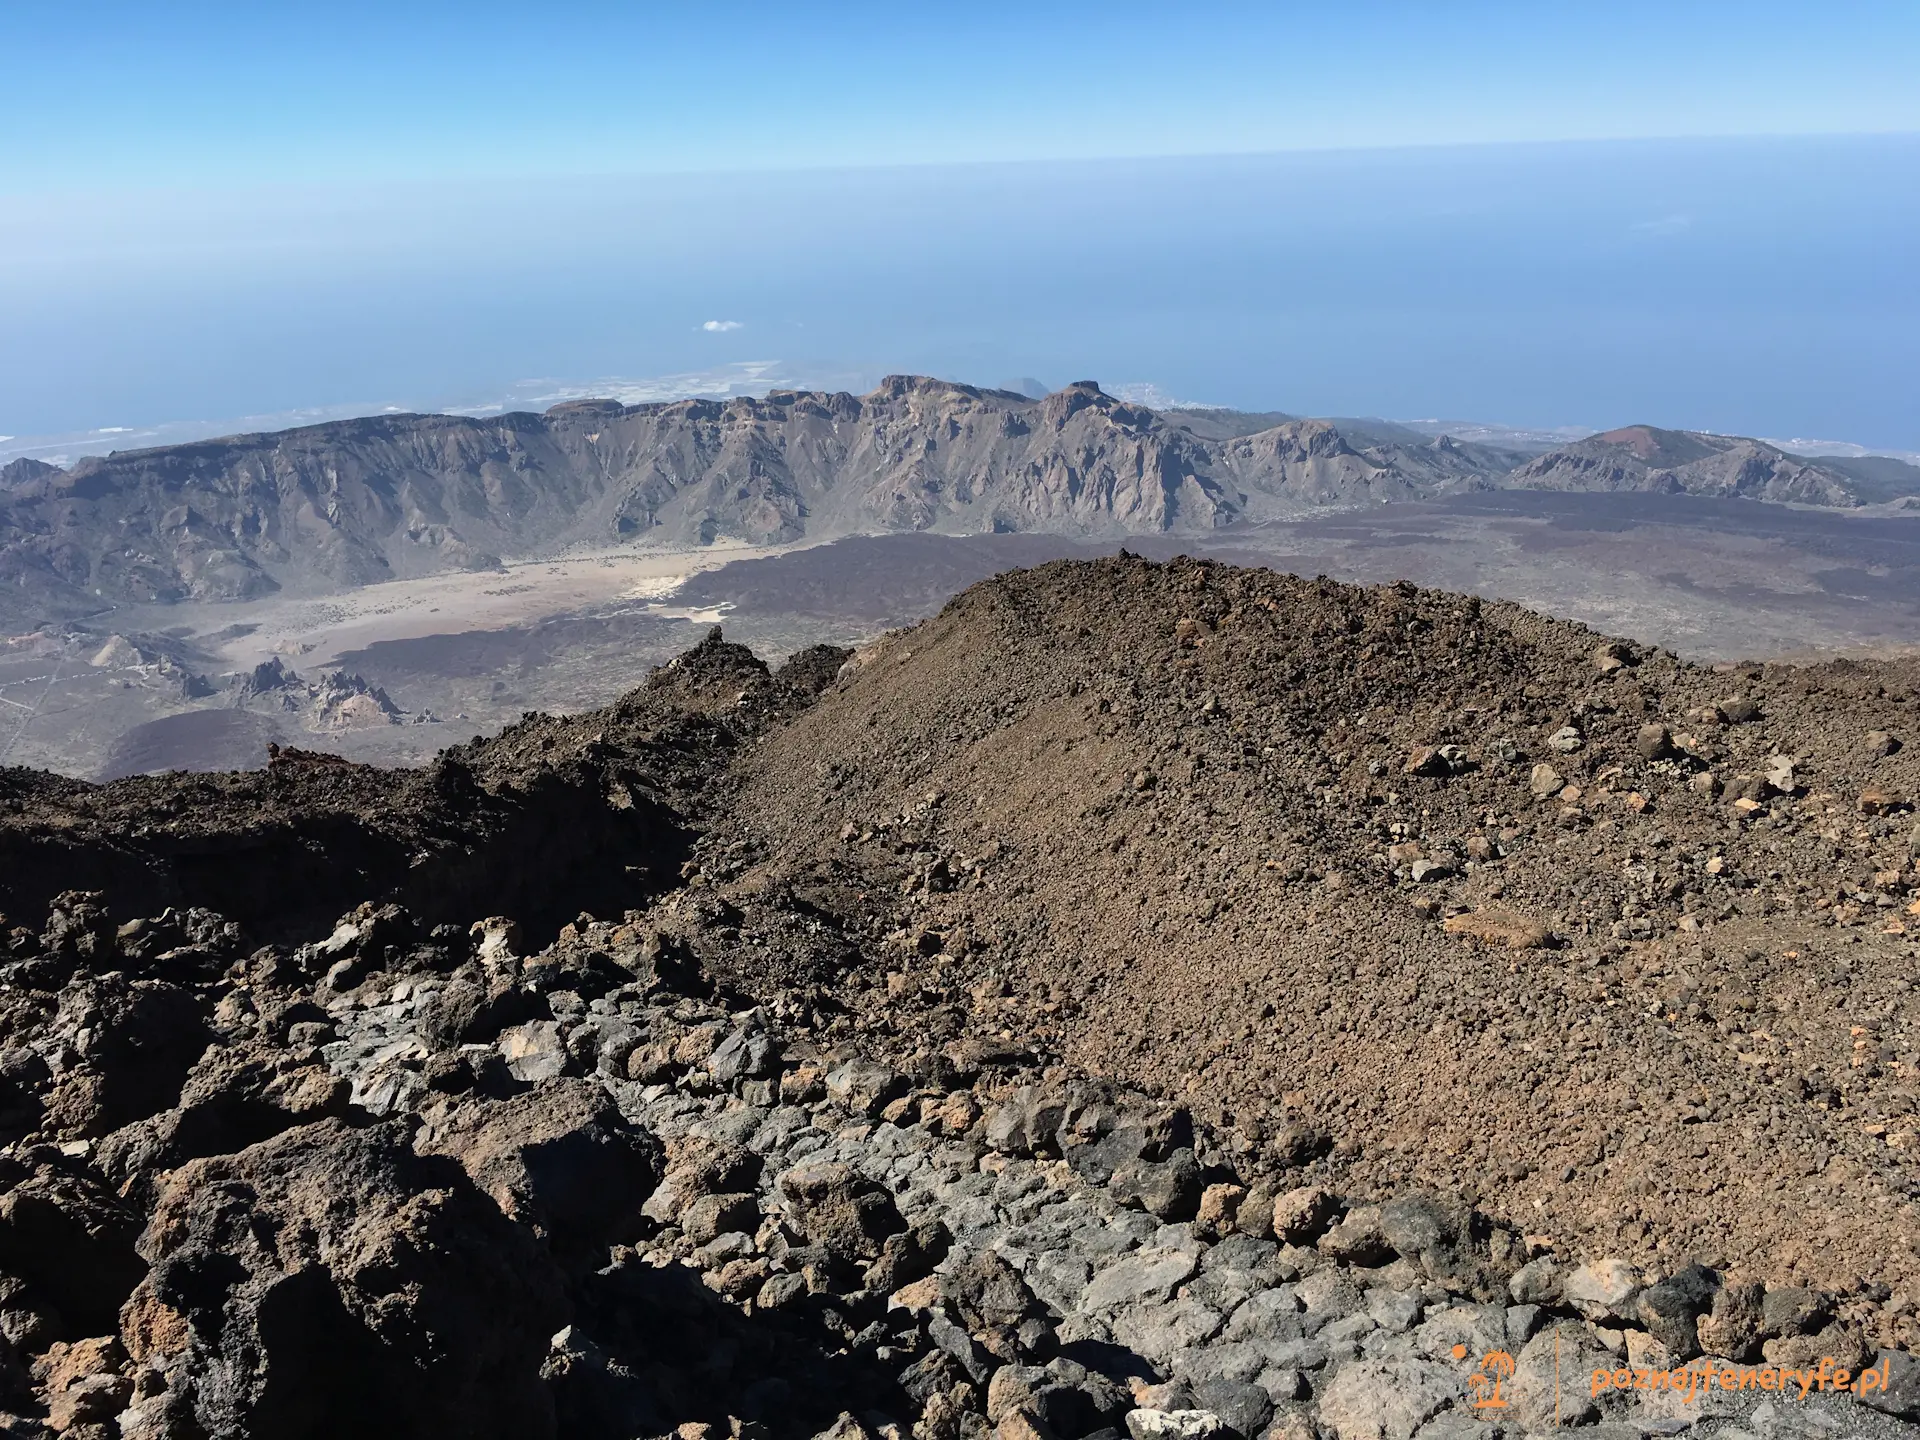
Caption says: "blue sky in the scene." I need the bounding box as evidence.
[7,0,1917,187]
[3,2,1917,448]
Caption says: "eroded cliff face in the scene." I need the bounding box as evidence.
[0,379,1264,619]
[1507,425,1861,506]
[1,382,1882,628]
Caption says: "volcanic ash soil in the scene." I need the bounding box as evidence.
[722,557,1920,1298]
[0,554,1918,1438]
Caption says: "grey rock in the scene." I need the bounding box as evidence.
[1860,1350,1920,1418]
[757,1271,809,1310]
[1764,754,1799,794]
[1410,1304,1507,1366]
[1636,1263,1718,1357]
[927,1311,992,1384]
[985,1087,1070,1156]
[1249,1336,1328,1373]
[1376,1193,1464,1266]
[1314,1357,1458,1440]
[1187,1266,1264,1317]
[824,1059,906,1117]
[750,1106,815,1154]
[1358,1328,1418,1367]
[347,1059,428,1118]
[1202,1233,1280,1278]
[1408,1414,1502,1440]
[1318,1312,1380,1355]
[417,978,543,1049]
[1125,1410,1222,1440]
[1188,1376,1270,1438]
[1108,1208,1165,1245]
[1760,1285,1832,1339]
[897,1349,967,1406]
[1030,1251,1095,1315]
[694,1230,754,1267]
[813,1414,876,1440]
[1506,1256,1561,1306]
[1294,1269,1364,1331]
[680,1191,760,1245]
[1317,1207,1392,1267]
[1503,1304,1543,1347]
[1320,1194,1471,1282]
[567,1014,641,1077]
[1111,1148,1204,1221]
[1366,1288,1422,1334]
[1054,1311,1114,1348]
[1528,763,1565,798]
[942,1248,1038,1331]
[1254,1367,1302,1404]
[1113,1295,1227,1362]
[709,1027,781,1085]
[1506,1321,1604,1429]
[1222,1289,1305,1344]
[1173,1342,1270,1386]
[1151,1221,1206,1254]
[1083,1247,1201,1312]
[497,1020,572,1082]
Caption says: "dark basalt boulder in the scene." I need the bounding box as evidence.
[414,1077,661,1266]
[41,976,211,1139]
[123,1118,570,1440]
[94,1040,351,1206]
[0,1165,146,1339]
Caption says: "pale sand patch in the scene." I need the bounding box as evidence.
[198,543,798,668]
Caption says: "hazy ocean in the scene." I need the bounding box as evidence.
[4,135,1916,451]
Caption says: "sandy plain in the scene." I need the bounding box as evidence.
[4,492,1918,782]
[175,542,794,671]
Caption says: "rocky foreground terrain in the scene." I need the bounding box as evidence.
[4,376,1912,628]
[1,555,1919,1438]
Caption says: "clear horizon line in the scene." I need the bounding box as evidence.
[6,127,1918,200]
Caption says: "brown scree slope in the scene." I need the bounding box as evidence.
[4,554,1920,1305]
[720,555,1920,1298]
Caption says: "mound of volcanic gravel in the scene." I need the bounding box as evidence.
[723,556,1920,1300]
[0,554,1917,1439]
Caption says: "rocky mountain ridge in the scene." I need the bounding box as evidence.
[2,559,1920,1436]
[1508,426,1867,507]
[1,380,1903,626]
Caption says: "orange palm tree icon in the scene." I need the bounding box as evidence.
[1468,1350,1516,1409]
